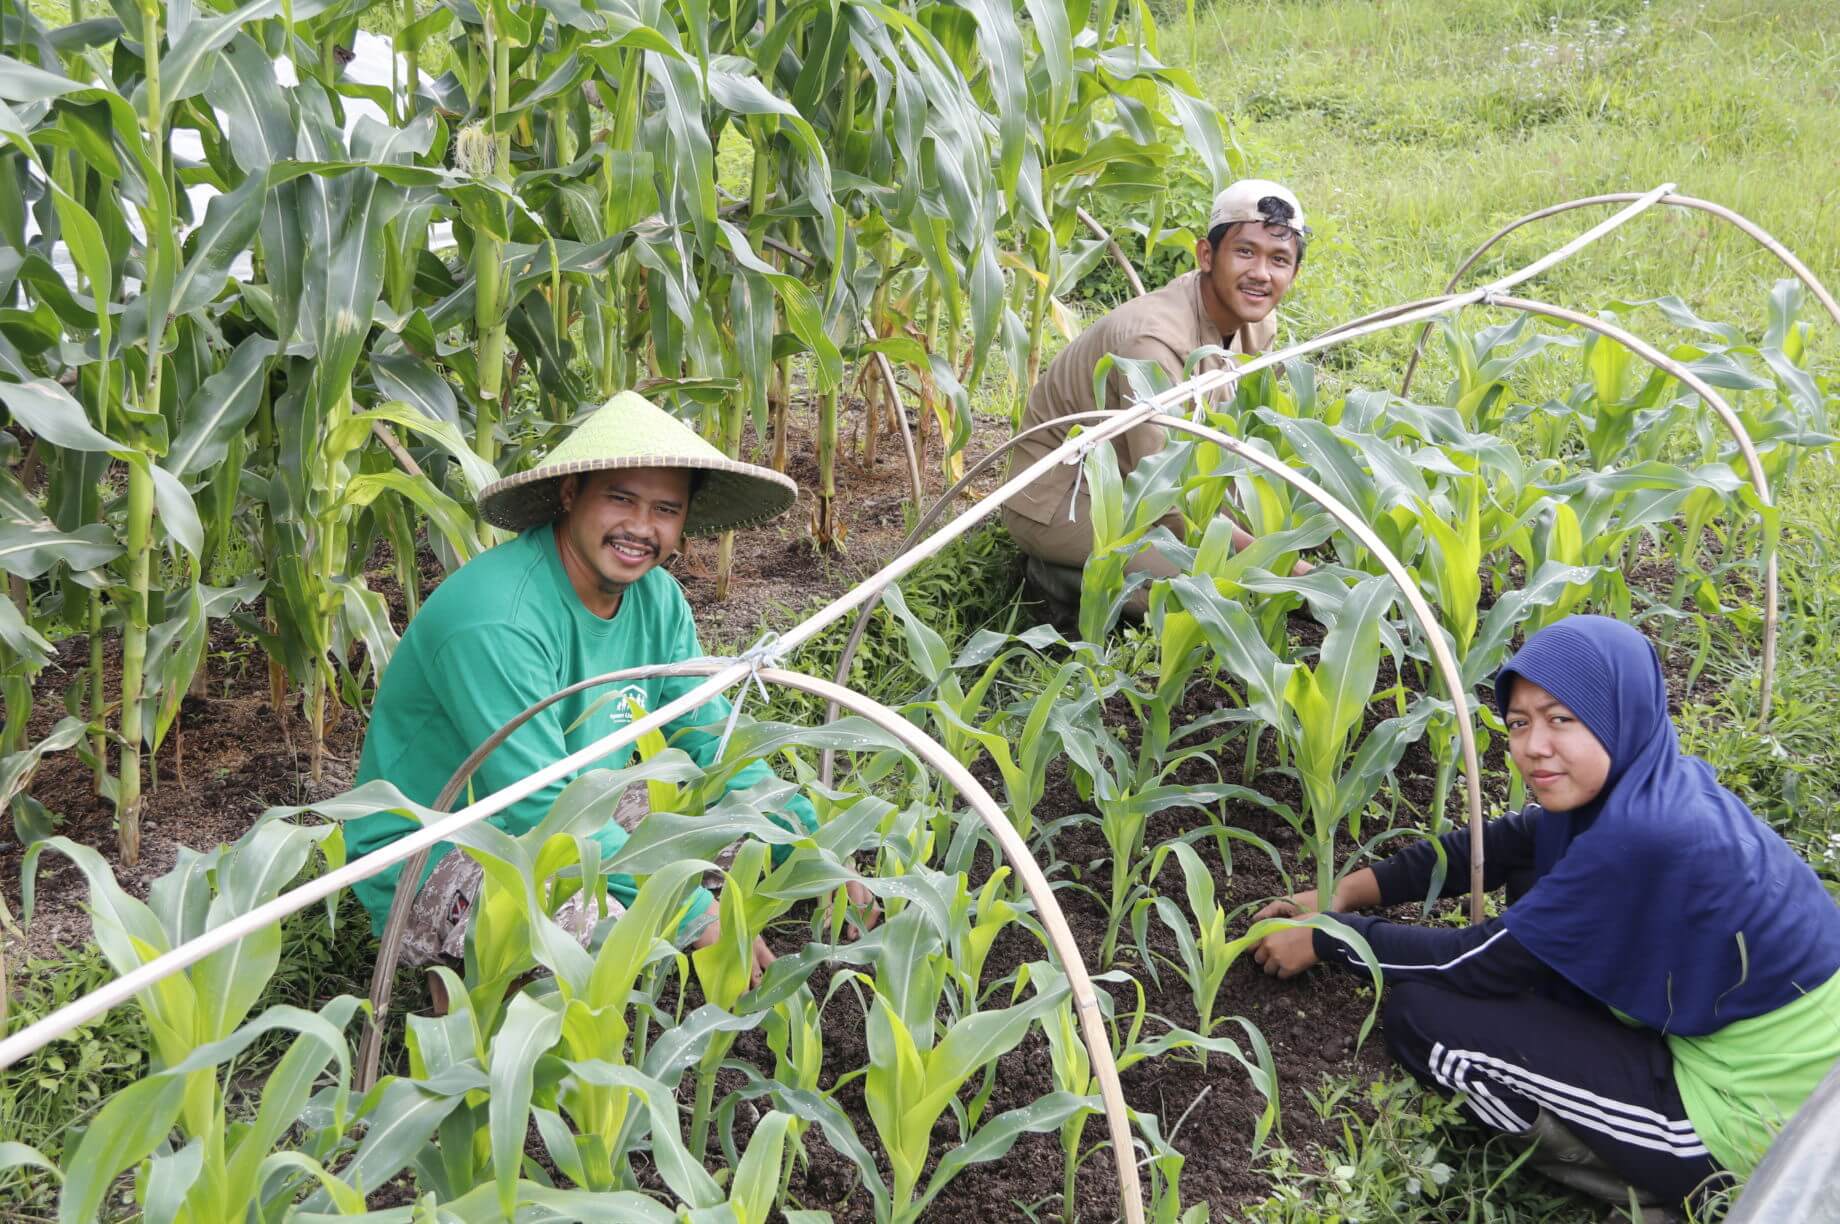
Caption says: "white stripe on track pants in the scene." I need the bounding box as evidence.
[1382,979,1727,1206]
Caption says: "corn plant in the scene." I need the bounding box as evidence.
[755,982,826,1202]
[1131,840,1242,1049]
[855,903,1081,1222]
[0,47,209,863]
[1012,0,1235,392]
[13,817,372,1221]
[1438,313,1570,436]
[1038,972,1104,1218]
[1030,956,1286,1222]
[1078,435,1191,642]
[1168,573,1427,905]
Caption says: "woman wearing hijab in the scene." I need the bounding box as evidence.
[1248,616,1840,1214]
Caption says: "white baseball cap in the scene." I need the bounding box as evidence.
[1208,179,1308,237]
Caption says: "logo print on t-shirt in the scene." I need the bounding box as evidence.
[604,684,650,725]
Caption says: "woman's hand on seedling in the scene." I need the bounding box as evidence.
[1252,925,1319,978]
[1247,893,1322,977]
[1252,870,1380,924]
[1253,889,1323,922]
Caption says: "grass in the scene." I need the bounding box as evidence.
[1191,0,1840,363]
[1159,0,1840,1215]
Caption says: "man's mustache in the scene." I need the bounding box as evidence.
[604,532,658,557]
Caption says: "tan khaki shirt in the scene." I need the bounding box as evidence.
[1009,270,1277,525]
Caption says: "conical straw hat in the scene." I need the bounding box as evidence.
[477,391,798,536]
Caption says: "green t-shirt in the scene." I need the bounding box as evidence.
[1670,967,1840,1175]
[347,525,816,936]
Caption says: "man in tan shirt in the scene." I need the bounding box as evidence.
[1004,180,1310,606]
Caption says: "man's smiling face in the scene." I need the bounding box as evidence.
[555,467,692,613]
[1197,220,1300,329]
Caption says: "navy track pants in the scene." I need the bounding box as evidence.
[1382,980,1727,1205]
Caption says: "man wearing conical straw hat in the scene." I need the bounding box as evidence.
[347,391,872,984]
[1005,180,1314,612]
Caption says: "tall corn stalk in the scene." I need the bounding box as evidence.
[469,7,515,468]
[112,0,174,865]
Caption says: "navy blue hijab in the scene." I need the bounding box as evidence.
[1496,616,1840,1035]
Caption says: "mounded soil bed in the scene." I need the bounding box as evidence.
[5,395,1733,1216]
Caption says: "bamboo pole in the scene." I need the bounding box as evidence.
[0,192,1689,1166]
[868,343,924,508]
[1399,192,1840,398]
[1075,205,1146,299]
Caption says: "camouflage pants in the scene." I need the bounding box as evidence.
[398,787,735,967]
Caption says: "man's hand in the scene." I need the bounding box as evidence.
[748,934,775,984]
[825,879,882,940]
[691,919,778,987]
[1251,925,1318,978]
[1226,523,1315,579]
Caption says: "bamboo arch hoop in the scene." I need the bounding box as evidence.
[1398,192,1840,398]
[1315,289,1781,720]
[818,404,1491,920]
[355,660,1150,1222]
[1489,295,1778,724]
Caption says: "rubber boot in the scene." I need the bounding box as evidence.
[1512,1110,1681,1221]
[1023,554,1083,622]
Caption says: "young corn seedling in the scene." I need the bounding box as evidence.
[1078,439,1189,643]
[485,854,711,1201]
[1440,313,1565,435]
[1040,984,1099,1218]
[1131,840,1237,1051]
[945,865,1025,1004]
[760,983,826,1202]
[687,840,776,1161]
[1170,573,1416,905]
[882,592,1116,860]
[852,905,1080,1222]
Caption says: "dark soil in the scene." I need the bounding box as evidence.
[4,620,367,959]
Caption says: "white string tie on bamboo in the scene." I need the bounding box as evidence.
[1063,443,1087,521]
[1189,385,1211,422]
[712,631,784,760]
